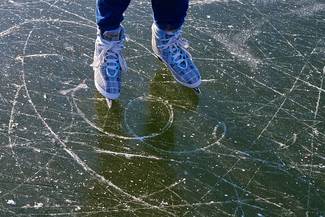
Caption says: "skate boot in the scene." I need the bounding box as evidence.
[91,26,127,108]
[151,23,201,94]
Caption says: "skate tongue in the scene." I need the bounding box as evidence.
[102,28,122,41]
[165,29,177,35]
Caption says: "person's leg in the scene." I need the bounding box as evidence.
[96,0,131,33]
[151,0,189,31]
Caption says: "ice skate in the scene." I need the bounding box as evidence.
[91,26,127,108]
[151,23,201,93]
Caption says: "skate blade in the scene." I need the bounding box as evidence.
[154,54,163,62]
[106,98,112,109]
[193,87,201,95]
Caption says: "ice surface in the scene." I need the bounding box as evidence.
[0,0,324,216]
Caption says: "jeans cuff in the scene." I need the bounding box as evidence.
[154,21,183,31]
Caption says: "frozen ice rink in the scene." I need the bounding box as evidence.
[0,0,324,216]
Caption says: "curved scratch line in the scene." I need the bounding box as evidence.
[201,121,227,151]
[20,30,175,217]
[7,84,27,179]
[0,18,96,40]
[123,95,174,140]
[71,92,141,140]
[0,30,60,211]
[71,91,174,141]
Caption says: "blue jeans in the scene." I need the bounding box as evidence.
[96,0,189,33]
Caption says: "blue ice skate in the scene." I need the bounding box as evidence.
[151,23,201,92]
[91,26,127,106]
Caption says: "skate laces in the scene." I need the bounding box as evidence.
[91,38,127,77]
[158,30,191,69]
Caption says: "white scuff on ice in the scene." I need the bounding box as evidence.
[34,202,44,209]
[59,81,88,96]
[21,202,44,209]
[6,199,16,205]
